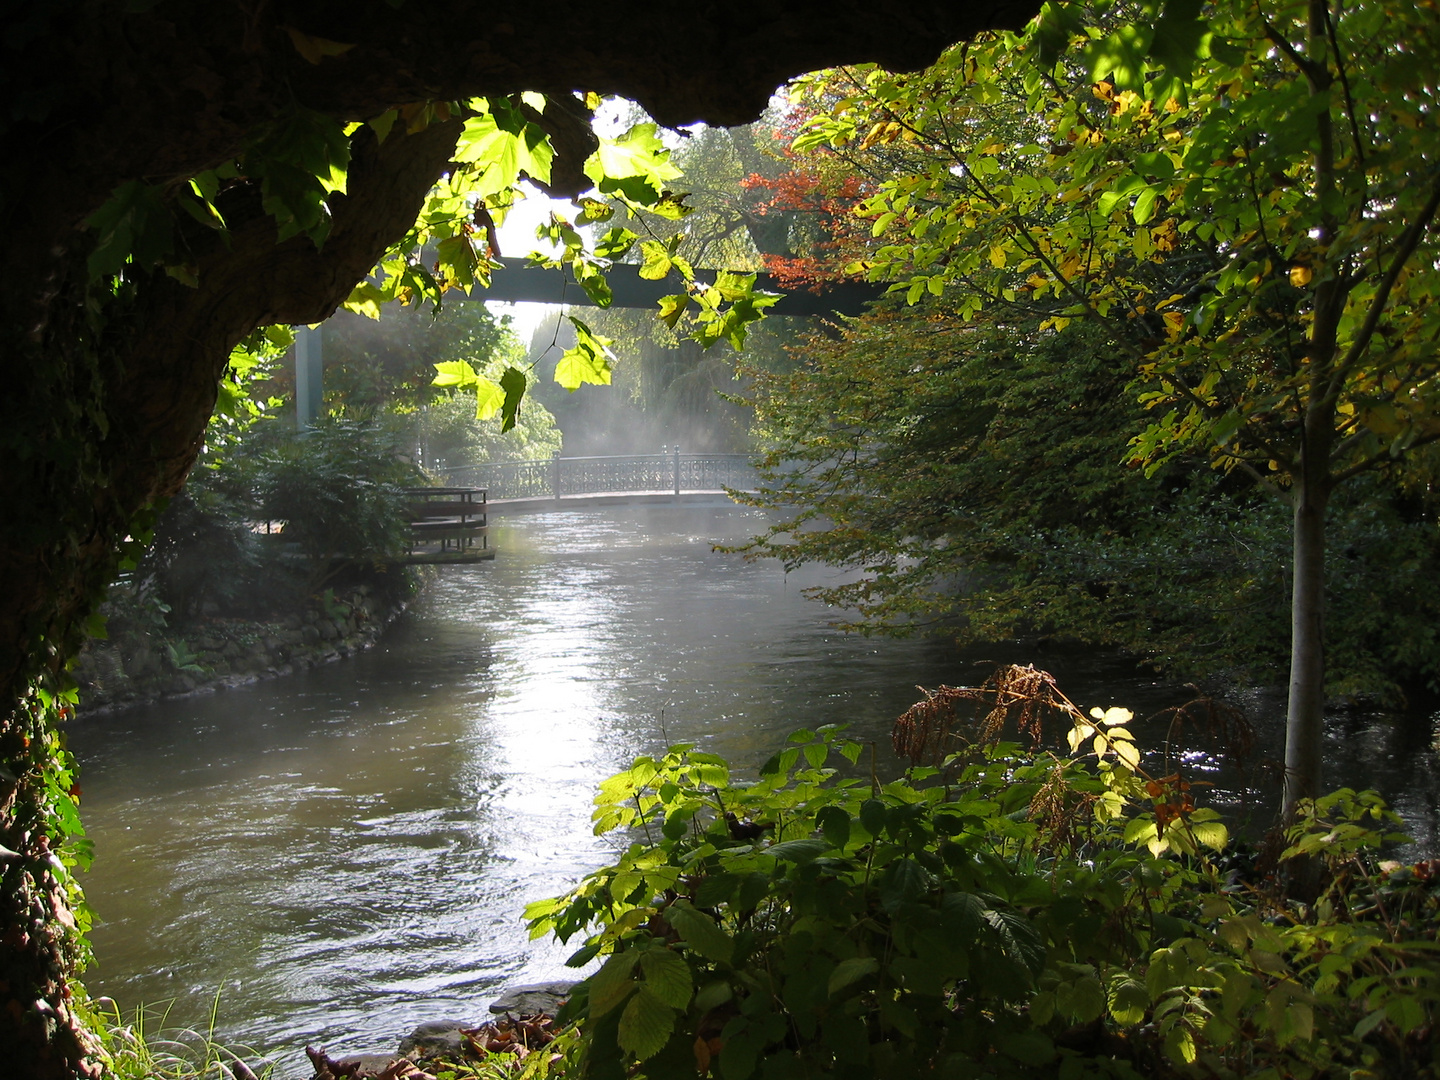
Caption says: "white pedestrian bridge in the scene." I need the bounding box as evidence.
[446,451,758,512]
[403,452,759,562]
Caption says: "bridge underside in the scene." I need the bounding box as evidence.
[293,264,882,425]
[475,257,885,315]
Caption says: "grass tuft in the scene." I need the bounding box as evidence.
[79,991,274,1080]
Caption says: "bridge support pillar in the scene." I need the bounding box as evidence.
[294,324,324,429]
[673,444,681,496]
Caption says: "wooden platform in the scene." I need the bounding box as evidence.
[401,548,496,565]
[404,487,490,565]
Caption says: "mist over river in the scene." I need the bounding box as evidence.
[68,504,1440,1075]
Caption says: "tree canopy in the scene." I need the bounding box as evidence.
[749,0,1440,821]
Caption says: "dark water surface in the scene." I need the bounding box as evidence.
[68,505,1439,1074]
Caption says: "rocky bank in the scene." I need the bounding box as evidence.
[74,577,418,713]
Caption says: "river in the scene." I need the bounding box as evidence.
[68,504,1440,1075]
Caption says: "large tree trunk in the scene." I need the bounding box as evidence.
[0,3,1041,1075]
[0,115,470,1079]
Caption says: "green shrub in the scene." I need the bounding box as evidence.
[253,419,424,579]
[139,485,262,620]
[528,670,1439,1079]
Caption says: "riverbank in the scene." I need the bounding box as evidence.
[303,982,574,1079]
[73,570,422,714]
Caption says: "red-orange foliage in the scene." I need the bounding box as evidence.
[739,155,872,288]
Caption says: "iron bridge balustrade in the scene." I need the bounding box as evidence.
[448,457,553,499]
[444,454,758,500]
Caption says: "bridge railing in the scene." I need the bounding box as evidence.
[443,453,758,500]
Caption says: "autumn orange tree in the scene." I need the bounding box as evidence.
[787,0,1440,821]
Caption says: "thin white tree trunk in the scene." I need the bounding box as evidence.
[1282,0,1337,826]
[1282,468,1329,819]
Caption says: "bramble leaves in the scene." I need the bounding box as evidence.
[530,693,1437,1078]
[816,805,850,849]
[1108,977,1149,1026]
[666,900,733,964]
[618,987,674,1060]
[589,951,640,1018]
[639,948,693,1008]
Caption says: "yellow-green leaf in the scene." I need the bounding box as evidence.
[618,986,676,1061]
[666,900,733,964]
[283,26,356,65]
[432,360,478,388]
[1191,819,1228,852]
[585,123,683,200]
[555,318,614,390]
[471,377,505,421]
[589,951,640,1018]
[1164,1025,1196,1064]
[640,947,693,1008]
[1109,978,1148,1025]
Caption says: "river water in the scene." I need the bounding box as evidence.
[68,504,1440,1074]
